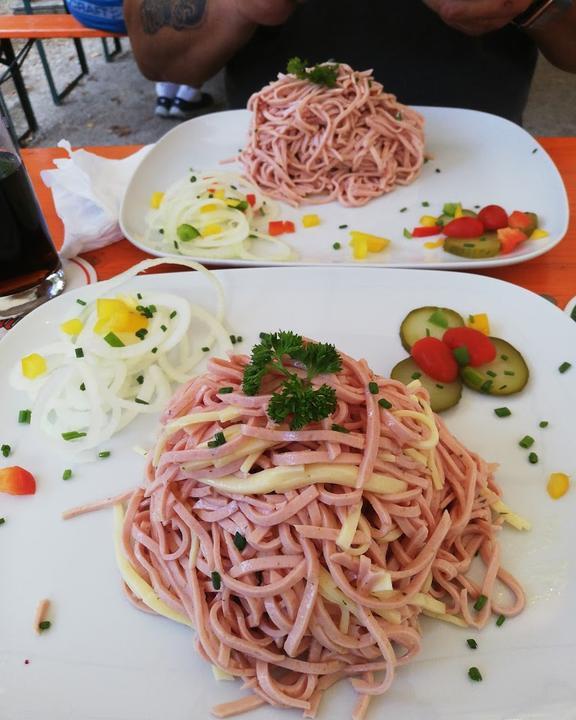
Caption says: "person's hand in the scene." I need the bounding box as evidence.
[423,0,533,35]
[234,0,300,26]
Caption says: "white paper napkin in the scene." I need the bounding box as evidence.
[40,140,151,259]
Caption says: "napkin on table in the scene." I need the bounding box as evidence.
[40,140,151,259]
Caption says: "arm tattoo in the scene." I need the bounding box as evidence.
[140,0,207,34]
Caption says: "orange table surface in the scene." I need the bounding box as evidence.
[22,139,576,308]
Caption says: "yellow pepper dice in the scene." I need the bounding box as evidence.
[150,191,164,209]
[21,353,47,379]
[350,231,390,254]
[419,215,438,227]
[350,235,368,260]
[200,203,218,213]
[547,473,570,500]
[530,229,549,240]
[467,313,490,335]
[201,224,223,237]
[424,239,444,250]
[213,188,225,200]
[454,204,463,218]
[94,297,148,335]
[60,318,84,336]
[302,214,321,228]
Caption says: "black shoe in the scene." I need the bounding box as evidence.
[155,96,173,118]
[168,93,214,119]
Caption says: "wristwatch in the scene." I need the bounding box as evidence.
[513,0,572,29]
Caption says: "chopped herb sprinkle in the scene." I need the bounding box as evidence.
[403,228,412,239]
[233,532,247,551]
[202,346,210,352]
[160,324,167,333]
[38,621,51,632]
[76,299,87,306]
[559,361,572,374]
[80,383,86,391]
[435,384,444,390]
[503,370,515,376]
[170,310,177,319]
[494,407,511,418]
[532,148,538,154]
[468,667,482,682]
[519,435,534,449]
[103,332,124,348]
[135,398,149,405]
[62,469,72,480]
[486,370,497,378]
[331,423,350,433]
[378,398,392,409]
[207,431,227,448]
[435,168,442,173]
[400,207,407,213]
[75,347,84,358]
[539,420,549,428]
[480,380,493,394]
[473,594,488,611]
[98,451,111,459]
[466,638,478,649]
[333,242,341,250]
[151,347,158,354]
[0,518,5,526]
[500,354,509,361]
[496,614,506,627]
[528,452,538,464]
[338,224,348,229]
[137,375,144,385]
[137,293,142,300]
[1,444,10,457]
[230,335,237,345]
[135,328,148,340]
[61,431,86,441]
[211,571,222,590]
[411,372,422,380]
[18,409,32,424]
[421,201,430,207]
[368,381,379,394]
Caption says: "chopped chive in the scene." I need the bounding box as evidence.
[98,451,111,459]
[425,328,431,337]
[411,372,422,380]
[169,311,177,319]
[135,328,148,340]
[473,594,488,611]
[103,332,124,348]
[421,201,430,207]
[519,435,534,449]
[399,207,407,213]
[230,184,237,190]
[332,242,341,250]
[207,431,227,448]
[480,380,493,394]
[500,354,509,361]
[236,336,243,343]
[378,398,392,409]
[466,638,478,649]
[151,347,158,354]
[474,205,480,209]
[159,229,164,235]
[468,667,482,682]
[428,309,448,328]
[202,346,210,352]
[135,398,149,405]
[76,299,87,306]
[571,305,576,322]
[368,381,379,394]
[338,224,348,229]
[38,621,51,632]
[74,347,84,358]
[62,469,72,480]
[331,423,350,433]
[559,361,572,374]
[137,293,142,300]
[503,370,515,376]
[496,614,506,627]
[230,335,237,345]
[452,346,470,366]
[499,385,508,390]
[435,384,444,389]
[486,370,497,378]
[494,407,511,418]
[1,444,10,458]
[136,375,144,385]
[211,571,222,590]
[18,409,32,424]
[463,243,475,248]
[532,148,538,154]
[435,168,442,173]
[80,383,86,391]
[0,518,5,526]
[160,325,167,333]
[403,228,412,239]
[233,532,247,551]
[539,420,549,428]
[217,387,234,394]
[61,431,87,441]
[528,452,538,464]
[190,175,197,182]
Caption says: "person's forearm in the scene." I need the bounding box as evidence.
[527,3,576,73]
[124,0,280,86]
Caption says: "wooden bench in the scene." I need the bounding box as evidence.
[0,14,124,144]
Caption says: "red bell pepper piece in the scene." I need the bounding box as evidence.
[443,327,497,366]
[268,221,286,236]
[411,337,459,383]
[283,221,296,233]
[0,466,36,495]
[246,193,256,207]
[411,225,442,237]
[443,217,485,238]
[497,227,527,254]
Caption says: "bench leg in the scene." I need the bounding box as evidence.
[101,37,122,62]
[0,38,38,141]
[0,87,21,147]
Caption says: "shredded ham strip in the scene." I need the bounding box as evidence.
[118,350,525,719]
[239,64,425,207]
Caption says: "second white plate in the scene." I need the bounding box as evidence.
[120,108,568,269]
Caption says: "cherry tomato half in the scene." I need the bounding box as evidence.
[478,205,508,231]
[411,337,459,383]
[442,217,485,238]
[443,327,497,367]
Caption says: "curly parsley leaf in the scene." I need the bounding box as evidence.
[267,377,337,430]
[286,57,339,88]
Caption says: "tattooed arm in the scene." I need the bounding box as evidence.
[124,0,297,85]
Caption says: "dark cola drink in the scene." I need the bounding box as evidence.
[0,121,64,317]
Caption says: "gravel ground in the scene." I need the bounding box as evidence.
[0,3,575,147]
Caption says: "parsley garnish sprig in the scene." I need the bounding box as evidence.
[242,331,341,430]
[286,57,339,88]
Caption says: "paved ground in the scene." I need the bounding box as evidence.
[1,19,575,147]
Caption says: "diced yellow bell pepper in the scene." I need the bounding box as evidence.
[200,204,218,213]
[547,473,570,499]
[150,191,164,209]
[97,298,126,321]
[302,214,321,228]
[60,318,84,336]
[21,353,47,379]
[94,298,148,335]
[424,239,445,250]
[350,235,368,260]
[213,188,225,200]
[201,224,223,237]
[349,231,390,253]
[467,313,490,335]
[454,204,463,219]
[419,215,438,227]
[530,228,549,240]
[226,198,241,208]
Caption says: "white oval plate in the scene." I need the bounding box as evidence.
[120,108,568,269]
[1,267,576,719]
